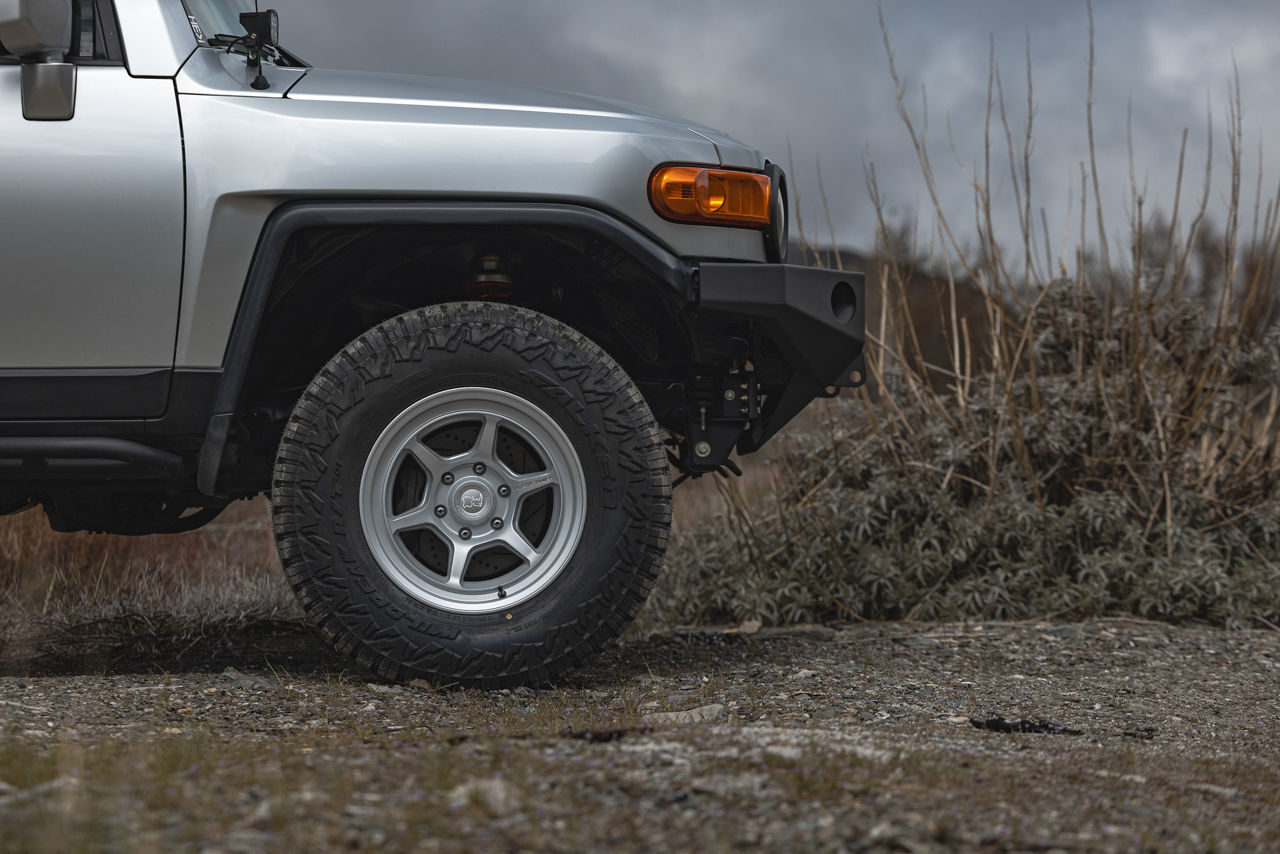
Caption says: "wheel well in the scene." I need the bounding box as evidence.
[222,223,696,490]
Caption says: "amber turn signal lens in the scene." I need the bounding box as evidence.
[649,165,771,227]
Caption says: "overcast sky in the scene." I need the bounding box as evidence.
[271,1,1280,262]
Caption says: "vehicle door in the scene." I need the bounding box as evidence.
[0,0,185,418]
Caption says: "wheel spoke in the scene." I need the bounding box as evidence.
[445,541,473,587]
[473,415,500,460]
[389,504,437,534]
[407,441,447,475]
[498,528,541,566]
[505,469,558,496]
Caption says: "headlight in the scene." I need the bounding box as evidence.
[648,164,771,228]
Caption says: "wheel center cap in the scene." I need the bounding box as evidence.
[455,484,490,519]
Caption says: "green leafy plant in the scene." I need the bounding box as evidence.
[649,10,1280,630]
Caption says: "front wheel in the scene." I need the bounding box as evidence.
[272,302,671,687]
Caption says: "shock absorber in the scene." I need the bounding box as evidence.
[467,254,514,301]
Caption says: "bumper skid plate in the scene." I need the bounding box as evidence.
[697,262,866,453]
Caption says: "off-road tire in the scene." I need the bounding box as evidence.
[271,302,671,687]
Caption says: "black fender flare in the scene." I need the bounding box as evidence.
[196,200,695,496]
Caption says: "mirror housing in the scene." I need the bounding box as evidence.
[21,60,74,119]
[0,0,72,60]
[0,0,76,121]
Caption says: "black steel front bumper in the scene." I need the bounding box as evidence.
[694,262,866,458]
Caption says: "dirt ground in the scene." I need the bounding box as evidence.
[0,619,1277,853]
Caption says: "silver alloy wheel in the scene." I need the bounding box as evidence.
[359,387,587,614]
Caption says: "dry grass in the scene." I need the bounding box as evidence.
[671,405,831,533]
[0,499,286,617]
[0,499,296,667]
[644,9,1280,630]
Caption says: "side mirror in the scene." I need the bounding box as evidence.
[0,0,71,58]
[0,0,76,121]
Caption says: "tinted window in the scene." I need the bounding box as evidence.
[72,0,103,59]
[76,1,94,58]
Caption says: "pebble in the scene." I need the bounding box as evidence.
[1189,783,1239,798]
[221,668,281,691]
[366,683,409,696]
[640,703,725,728]
[448,778,522,816]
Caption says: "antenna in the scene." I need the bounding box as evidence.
[238,5,277,91]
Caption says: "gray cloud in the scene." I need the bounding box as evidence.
[271,1,1280,259]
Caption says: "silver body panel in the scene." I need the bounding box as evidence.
[5,0,772,375]
[0,65,184,369]
[175,60,766,367]
[113,0,195,77]
[690,126,766,170]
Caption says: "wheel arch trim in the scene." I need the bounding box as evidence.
[196,200,694,496]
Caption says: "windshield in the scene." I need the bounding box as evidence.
[182,0,255,42]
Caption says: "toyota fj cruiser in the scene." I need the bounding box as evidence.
[0,0,866,686]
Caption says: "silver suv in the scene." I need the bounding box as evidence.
[0,0,866,685]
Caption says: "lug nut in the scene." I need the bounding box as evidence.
[694,441,712,458]
[441,472,455,485]
[434,505,447,518]
[459,527,472,540]
[491,518,504,530]
[724,389,737,401]
[498,485,511,497]
[473,462,487,475]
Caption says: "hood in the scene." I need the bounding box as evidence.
[285,68,764,169]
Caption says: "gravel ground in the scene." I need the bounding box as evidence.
[1,619,1278,852]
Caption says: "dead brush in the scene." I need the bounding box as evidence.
[647,8,1280,630]
[0,499,296,665]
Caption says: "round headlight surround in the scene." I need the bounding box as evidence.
[762,161,789,263]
